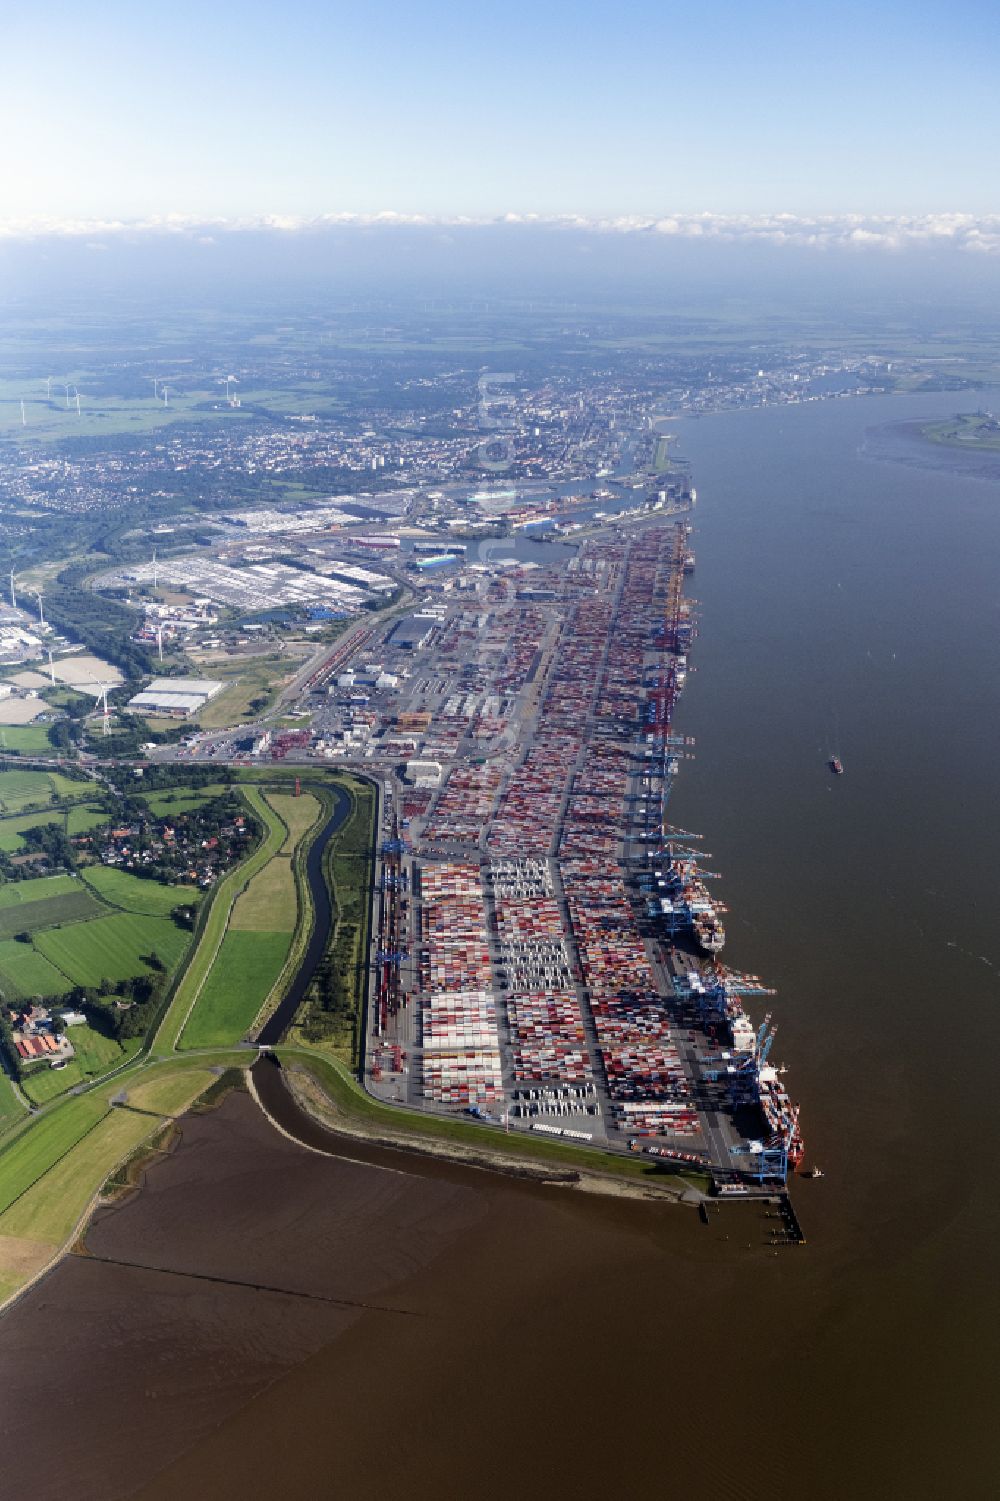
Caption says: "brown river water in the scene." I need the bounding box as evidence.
[2,392,999,1499]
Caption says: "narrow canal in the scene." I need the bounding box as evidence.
[255,784,352,1047]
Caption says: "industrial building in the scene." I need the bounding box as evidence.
[126,677,225,718]
[390,615,436,651]
[404,758,443,787]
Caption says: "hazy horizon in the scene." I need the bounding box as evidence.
[5,0,999,222]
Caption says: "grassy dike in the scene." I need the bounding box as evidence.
[248,786,333,1039]
[272,1048,704,1196]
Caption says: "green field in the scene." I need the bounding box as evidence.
[0,770,92,814]
[0,1075,27,1137]
[0,888,104,941]
[225,791,318,934]
[47,774,92,801]
[0,726,56,755]
[180,930,291,1049]
[137,784,228,817]
[0,812,64,852]
[229,854,297,932]
[19,1025,135,1106]
[196,656,296,729]
[0,771,54,813]
[0,940,74,999]
[34,912,190,987]
[65,803,110,836]
[174,786,316,1048]
[0,875,82,910]
[80,866,200,917]
[0,377,253,443]
[0,1092,110,1217]
[274,790,321,852]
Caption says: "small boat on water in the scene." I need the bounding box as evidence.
[829,756,844,775]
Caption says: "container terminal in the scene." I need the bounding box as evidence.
[288,508,802,1191]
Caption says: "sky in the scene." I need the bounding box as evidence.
[2,0,999,228]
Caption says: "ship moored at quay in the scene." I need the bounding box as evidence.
[361,505,805,1193]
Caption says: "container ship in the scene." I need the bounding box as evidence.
[653,859,727,953]
[692,909,726,954]
[758,1068,804,1166]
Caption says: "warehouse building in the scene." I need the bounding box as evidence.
[390,616,435,652]
[126,677,225,718]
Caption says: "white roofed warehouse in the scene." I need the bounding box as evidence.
[125,677,225,718]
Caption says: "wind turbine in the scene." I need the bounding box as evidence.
[152,546,158,589]
[47,650,56,686]
[64,384,72,410]
[45,377,53,399]
[96,682,112,736]
[35,591,45,627]
[75,392,81,416]
[8,567,16,610]
[151,377,159,401]
[20,401,26,428]
[156,623,164,662]
[162,385,169,408]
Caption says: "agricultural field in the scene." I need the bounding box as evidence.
[0,1091,110,1220]
[80,866,200,917]
[180,930,291,1049]
[19,1025,137,1106]
[33,912,190,987]
[0,376,253,442]
[0,1076,27,1138]
[229,856,298,931]
[0,874,82,910]
[0,797,108,851]
[0,940,74,999]
[0,769,93,814]
[0,771,57,814]
[0,725,57,755]
[0,812,64,852]
[274,790,322,852]
[0,861,199,998]
[0,888,104,942]
[65,802,110,836]
[136,784,228,818]
[0,770,359,1306]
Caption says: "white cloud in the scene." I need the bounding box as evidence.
[2,210,1000,253]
